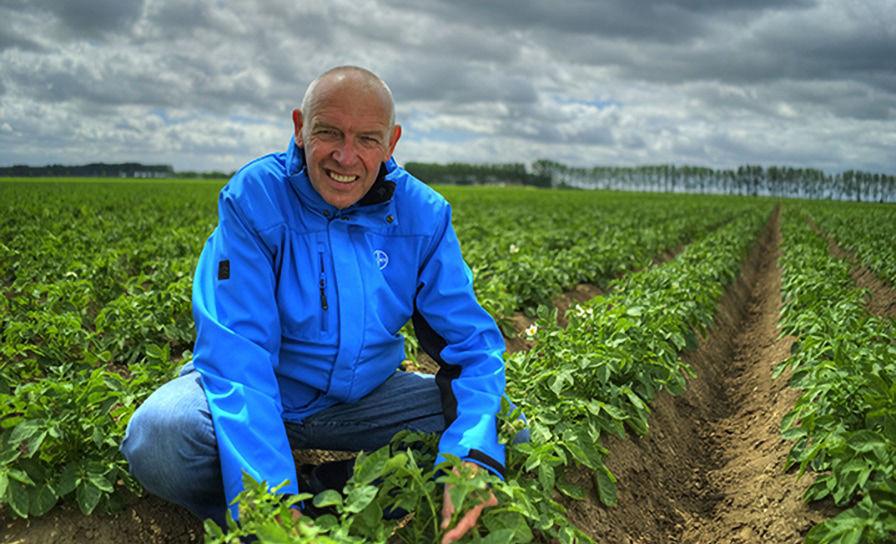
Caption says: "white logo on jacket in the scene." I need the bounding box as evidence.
[374,250,389,270]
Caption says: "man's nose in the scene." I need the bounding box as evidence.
[332,139,358,165]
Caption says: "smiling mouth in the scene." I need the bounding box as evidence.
[327,169,359,184]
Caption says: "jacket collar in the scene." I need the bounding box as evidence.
[285,137,399,222]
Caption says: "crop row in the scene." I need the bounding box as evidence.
[776,210,896,543]
[211,205,771,542]
[803,201,896,288]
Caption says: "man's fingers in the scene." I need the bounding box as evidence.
[441,487,455,530]
[440,503,484,544]
[440,494,498,544]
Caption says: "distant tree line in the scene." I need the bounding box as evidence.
[404,162,550,188]
[4,160,894,202]
[0,163,175,178]
[408,160,896,203]
[172,170,234,179]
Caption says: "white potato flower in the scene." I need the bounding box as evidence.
[524,323,538,337]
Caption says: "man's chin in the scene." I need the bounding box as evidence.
[324,191,359,209]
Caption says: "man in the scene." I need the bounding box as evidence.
[121,66,518,543]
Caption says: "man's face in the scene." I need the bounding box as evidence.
[294,81,401,209]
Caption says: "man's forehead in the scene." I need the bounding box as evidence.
[308,90,392,130]
[310,112,389,133]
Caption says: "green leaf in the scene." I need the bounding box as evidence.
[556,478,585,500]
[255,523,292,543]
[0,441,21,464]
[76,482,102,515]
[0,470,8,499]
[478,529,516,543]
[594,466,618,507]
[537,463,555,494]
[56,463,79,496]
[7,479,30,518]
[91,426,106,448]
[352,447,389,486]
[312,489,343,509]
[22,430,47,458]
[8,468,34,485]
[203,519,225,538]
[314,513,339,530]
[344,484,378,514]
[9,420,40,444]
[847,431,885,454]
[549,370,573,396]
[88,472,114,493]
[781,426,807,441]
[29,483,58,516]
[484,511,534,542]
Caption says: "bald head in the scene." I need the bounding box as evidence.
[301,66,396,130]
[291,66,402,209]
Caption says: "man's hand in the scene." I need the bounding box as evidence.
[440,462,498,544]
[289,507,302,522]
[274,505,302,526]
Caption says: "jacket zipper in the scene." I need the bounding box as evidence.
[318,246,329,332]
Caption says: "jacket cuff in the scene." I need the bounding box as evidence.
[435,449,506,481]
[464,449,506,480]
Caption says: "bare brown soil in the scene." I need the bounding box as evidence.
[566,208,833,543]
[1,495,202,544]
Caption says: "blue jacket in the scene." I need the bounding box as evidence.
[191,138,507,518]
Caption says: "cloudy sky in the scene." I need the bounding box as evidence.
[1,0,894,174]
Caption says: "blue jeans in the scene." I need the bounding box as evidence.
[120,364,527,527]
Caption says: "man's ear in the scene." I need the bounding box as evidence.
[387,124,402,157]
[292,109,304,147]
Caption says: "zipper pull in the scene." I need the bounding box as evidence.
[318,251,328,311]
[319,278,328,310]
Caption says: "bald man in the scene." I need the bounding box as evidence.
[120,66,524,542]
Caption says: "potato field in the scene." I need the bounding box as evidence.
[1,179,894,543]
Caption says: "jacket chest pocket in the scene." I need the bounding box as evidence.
[277,241,333,340]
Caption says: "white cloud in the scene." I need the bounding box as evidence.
[0,0,893,175]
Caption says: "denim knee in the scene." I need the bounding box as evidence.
[119,373,221,503]
[120,404,160,489]
[120,399,206,498]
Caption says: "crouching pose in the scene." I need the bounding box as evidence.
[121,65,527,543]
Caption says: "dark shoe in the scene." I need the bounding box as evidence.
[297,459,356,517]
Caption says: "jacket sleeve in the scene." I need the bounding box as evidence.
[412,203,507,479]
[191,187,297,520]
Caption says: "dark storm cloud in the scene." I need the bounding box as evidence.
[5,53,188,109]
[24,0,146,39]
[387,0,816,43]
[387,61,538,105]
[0,23,43,53]
[142,1,215,35]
